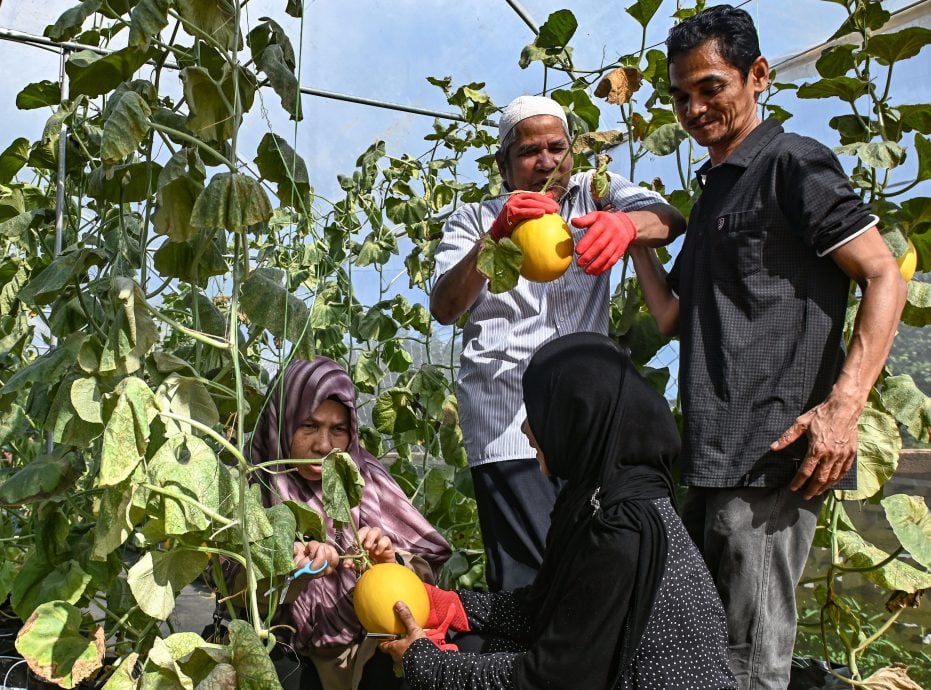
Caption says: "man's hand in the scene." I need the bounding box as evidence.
[379,602,427,664]
[489,191,559,241]
[771,398,860,499]
[354,526,397,566]
[572,211,638,275]
[293,541,339,577]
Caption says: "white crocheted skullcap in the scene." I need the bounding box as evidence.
[498,95,569,147]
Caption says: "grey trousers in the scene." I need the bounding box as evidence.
[681,486,826,690]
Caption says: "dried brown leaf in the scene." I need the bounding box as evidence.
[862,665,924,690]
[594,67,643,105]
[572,130,626,154]
[885,588,923,612]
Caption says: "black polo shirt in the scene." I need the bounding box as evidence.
[668,119,876,488]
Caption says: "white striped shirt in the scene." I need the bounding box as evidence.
[435,170,665,466]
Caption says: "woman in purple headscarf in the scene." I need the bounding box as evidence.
[246,356,451,690]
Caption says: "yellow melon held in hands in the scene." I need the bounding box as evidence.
[511,213,574,282]
[353,563,430,635]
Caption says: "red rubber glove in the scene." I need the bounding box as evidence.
[489,192,560,241]
[423,583,470,651]
[572,211,638,275]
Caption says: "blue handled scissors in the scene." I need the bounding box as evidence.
[264,560,329,605]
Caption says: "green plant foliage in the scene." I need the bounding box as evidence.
[255,133,311,208]
[15,601,105,688]
[882,494,931,570]
[0,447,82,506]
[839,406,901,501]
[127,549,211,620]
[477,236,522,293]
[66,47,154,99]
[321,451,365,526]
[100,91,152,165]
[190,172,273,231]
[227,620,284,689]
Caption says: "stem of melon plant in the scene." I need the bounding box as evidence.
[159,412,244,463]
[230,230,262,634]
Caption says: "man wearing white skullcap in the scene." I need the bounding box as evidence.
[429,94,686,591]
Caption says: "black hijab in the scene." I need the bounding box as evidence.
[516,332,680,688]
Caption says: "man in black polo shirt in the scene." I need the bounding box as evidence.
[631,5,906,689]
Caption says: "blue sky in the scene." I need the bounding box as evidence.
[1,0,928,396]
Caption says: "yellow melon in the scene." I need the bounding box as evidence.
[352,563,429,635]
[511,213,574,282]
[898,238,917,282]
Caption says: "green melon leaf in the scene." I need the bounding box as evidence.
[839,406,900,501]
[0,138,31,182]
[240,267,313,357]
[127,549,210,620]
[93,479,138,560]
[321,451,365,525]
[880,374,931,442]
[99,377,157,488]
[836,528,931,592]
[156,373,220,435]
[129,0,170,48]
[254,45,303,121]
[477,236,522,294]
[147,434,232,536]
[190,173,272,232]
[797,76,870,103]
[642,122,689,156]
[16,601,105,689]
[282,500,326,542]
[101,91,152,165]
[865,27,931,66]
[881,494,931,570]
[66,47,154,99]
[12,560,92,621]
[227,620,282,690]
[536,9,577,48]
[902,280,931,327]
[176,0,238,50]
[45,0,103,42]
[254,133,310,208]
[0,447,83,507]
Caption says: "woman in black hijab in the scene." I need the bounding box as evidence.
[382,333,736,689]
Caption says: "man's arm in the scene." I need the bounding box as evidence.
[627,202,686,247]
[771,226,906,498]
[629,245,680,337]
[430,236,487,326]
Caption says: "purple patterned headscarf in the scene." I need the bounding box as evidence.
[247,357,451,649]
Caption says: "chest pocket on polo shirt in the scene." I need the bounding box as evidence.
[709,209,765,281]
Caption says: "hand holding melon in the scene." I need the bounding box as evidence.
[489,191,559,241]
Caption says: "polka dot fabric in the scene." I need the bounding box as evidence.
[401,498,736,689]
[620,498,736,689]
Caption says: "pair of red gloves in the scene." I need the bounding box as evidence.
[423,584,470,651]
[489,192,637,276]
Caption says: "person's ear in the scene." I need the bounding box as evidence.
[749,55,770,97]
[495,149,508,180]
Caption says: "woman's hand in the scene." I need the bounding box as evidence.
[293,540,339,577]
[354,526,397,565]
[379,602,426,664]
